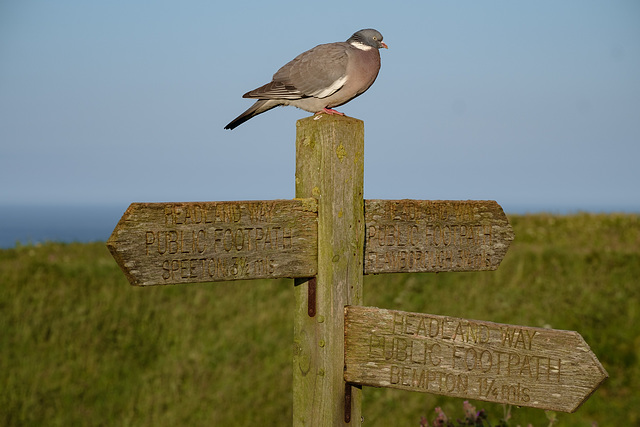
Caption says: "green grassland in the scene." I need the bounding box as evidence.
[1,213,639,426]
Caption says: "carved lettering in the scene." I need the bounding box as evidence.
[343,307,602,412]
[500,327,538,350]
[364,200,513,273]
[160,256,277,281]
[390,365,469,394]
[107,200,317,286]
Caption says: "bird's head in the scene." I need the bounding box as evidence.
[348,29,388,50]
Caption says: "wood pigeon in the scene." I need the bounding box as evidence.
[224,29,387,130]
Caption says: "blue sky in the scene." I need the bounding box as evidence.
[1,1,639,213]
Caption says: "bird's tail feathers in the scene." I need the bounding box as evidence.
[224,100,280,130]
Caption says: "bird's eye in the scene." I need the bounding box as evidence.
[373,37,377,40]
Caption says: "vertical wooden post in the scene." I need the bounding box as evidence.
[293,115,364,426]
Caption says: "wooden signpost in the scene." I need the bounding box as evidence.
[108,115,606,425]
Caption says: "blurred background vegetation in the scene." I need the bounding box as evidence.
[1,213,638,426]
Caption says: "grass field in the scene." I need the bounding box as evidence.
[1,213,639,426]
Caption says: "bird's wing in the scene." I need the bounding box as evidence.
[243,43,349,100]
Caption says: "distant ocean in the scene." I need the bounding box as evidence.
[0,205,128,249]
[1,203,638,249]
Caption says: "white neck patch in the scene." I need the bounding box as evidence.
[349,41,373,51]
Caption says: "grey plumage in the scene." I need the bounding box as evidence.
[224,29,387,130]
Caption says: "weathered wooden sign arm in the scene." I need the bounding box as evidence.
[363,199,514,274]
[107,199,318,286]
[344,306,608,413]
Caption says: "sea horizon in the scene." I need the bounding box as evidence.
[0,204,127,249]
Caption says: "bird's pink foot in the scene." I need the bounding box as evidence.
[315,108,345,116]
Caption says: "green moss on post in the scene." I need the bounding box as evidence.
[293,115,364,426]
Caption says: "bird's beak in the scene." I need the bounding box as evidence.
[381,42,388,49]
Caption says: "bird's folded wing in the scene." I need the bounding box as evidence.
[243,81,304,100]
[243,43,349,100]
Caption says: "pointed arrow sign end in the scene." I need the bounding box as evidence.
[566,332,609,413]
[106,204,144,287]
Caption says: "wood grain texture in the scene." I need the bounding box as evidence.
[344,306,608,413]
[107,199,317,286]
[293,115,364,426]
[364,200,514,274]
